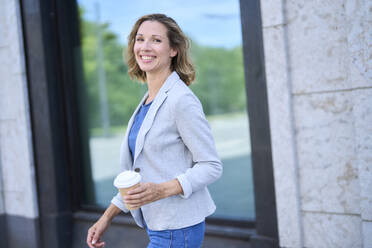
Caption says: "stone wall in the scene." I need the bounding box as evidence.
[261,0,372,247]
[0,0,39,246]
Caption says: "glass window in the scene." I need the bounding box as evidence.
[77,0,255,221]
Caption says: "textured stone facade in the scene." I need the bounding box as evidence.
[262,0,372,247]
[0,0,38,219]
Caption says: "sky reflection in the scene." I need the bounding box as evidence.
[78,0,242,48]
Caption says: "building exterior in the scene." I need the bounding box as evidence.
[0,0,371,247]
[261,1,372,247]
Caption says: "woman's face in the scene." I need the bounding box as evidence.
[134,21,177,75]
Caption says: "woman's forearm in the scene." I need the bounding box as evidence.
[101,203,122,222]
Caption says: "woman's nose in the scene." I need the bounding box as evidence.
[141,40,151,50]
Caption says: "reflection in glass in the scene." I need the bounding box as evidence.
[78,0,255,221]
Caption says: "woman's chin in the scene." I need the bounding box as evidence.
[138,65,154,73]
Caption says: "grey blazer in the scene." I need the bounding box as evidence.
[111,71,223,231]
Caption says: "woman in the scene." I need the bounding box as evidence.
[86,13,222,248]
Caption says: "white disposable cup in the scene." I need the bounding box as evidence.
[113,170,141,210]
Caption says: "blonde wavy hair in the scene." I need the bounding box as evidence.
[125,14,195,86]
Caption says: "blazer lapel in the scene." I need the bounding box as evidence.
[133,72,179,164]
[119,92,148,169]
[133,91,167,164]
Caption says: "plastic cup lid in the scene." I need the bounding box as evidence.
[113,170,141,188]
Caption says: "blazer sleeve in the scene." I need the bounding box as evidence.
[174,92,223,199]
[111,192,130,213]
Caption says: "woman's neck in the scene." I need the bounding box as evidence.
[145,69,172,103]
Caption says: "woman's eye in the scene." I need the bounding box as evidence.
[136,38,144,42]
[154,39,161,43]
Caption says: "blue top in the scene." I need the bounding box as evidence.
[128,100,153,159]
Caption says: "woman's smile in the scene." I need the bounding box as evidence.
[140,55,157,63]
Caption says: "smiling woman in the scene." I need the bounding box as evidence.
[78,0,255,224]
[86,14,223,248]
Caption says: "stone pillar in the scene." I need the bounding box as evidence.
[261,0,372,247]
[0,0,40,247]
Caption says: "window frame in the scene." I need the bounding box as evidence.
[21,0,278,246]
[240,0,279,243]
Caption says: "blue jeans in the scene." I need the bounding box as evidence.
[145,221,205,248]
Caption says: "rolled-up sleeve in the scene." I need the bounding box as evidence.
[111,192,129,213]
[176,173,193,199]
[174,93,223,199]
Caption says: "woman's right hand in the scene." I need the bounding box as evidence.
[86,217,110,248]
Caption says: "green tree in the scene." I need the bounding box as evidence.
[80,10,145,131]
[190,42,246,115]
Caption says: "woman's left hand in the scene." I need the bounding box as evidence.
[124,183,163,209]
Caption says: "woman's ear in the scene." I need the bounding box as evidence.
[170,48,178,58]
